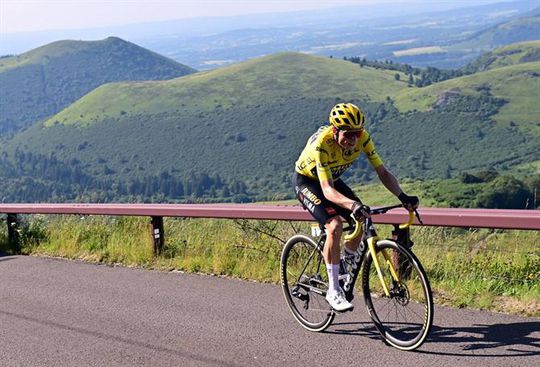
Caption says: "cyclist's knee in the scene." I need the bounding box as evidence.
[325,217,343,237]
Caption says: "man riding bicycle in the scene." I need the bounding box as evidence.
[293,102,419,312]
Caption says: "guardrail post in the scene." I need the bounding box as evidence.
[6,214,20,252]
[150,216,165,255]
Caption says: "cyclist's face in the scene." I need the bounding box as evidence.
[337,130,361,149]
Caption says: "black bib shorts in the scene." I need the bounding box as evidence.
[293,172,360,228]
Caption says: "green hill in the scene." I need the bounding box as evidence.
[395,40,540,133]
[392,43,540,176]
[1,48,539,203]
[461,40,540,73]
[42,52,409,127]
[448,9,540,53]
[2,52,410,201]
[0,37,195,134]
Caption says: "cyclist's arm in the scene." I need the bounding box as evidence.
[375,165,403,197]
[320,179,356,211]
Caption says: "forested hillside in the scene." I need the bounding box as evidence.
[1,44,539,206]
[0,37,195,135]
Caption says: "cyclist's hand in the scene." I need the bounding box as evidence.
[398,192,419,211]
[351,201,370,219]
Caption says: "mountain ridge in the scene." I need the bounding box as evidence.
[0,37,196,134]
[43,52,410,127]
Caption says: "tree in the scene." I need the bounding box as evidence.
[476,176,531,209]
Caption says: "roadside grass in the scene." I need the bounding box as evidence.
[409,226,539,316]
[1,214,538,316]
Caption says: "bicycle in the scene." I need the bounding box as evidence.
[280,204,434,351]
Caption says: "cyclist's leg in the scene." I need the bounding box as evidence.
[293,173,353,311]
[293,172,343,230]
[332,179,364,253]
[294,174,363,260]
[293,173,343,265]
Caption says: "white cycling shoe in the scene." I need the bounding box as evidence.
[326,289,354,312]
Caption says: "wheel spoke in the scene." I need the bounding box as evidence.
[281,235,334,332]
[362,240,433,350]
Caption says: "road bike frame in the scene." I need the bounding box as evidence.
[315,204,420,298]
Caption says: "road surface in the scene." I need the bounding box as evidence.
[0,255,538,366]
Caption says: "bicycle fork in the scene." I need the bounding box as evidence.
[366,236,401,297]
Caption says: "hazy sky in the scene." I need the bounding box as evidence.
[1,0,509,34]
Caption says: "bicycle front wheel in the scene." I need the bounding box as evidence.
[362,239,433,351]
[280,234,334,332]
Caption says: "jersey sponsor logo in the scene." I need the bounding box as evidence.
[301,187,322,205]
[367,149,378,158]
[342,147,360,160]
[297,189,317,212]
[297,126,382,180]
[362,136,371,147]
[302,198,316,212]
[331,163,352,178]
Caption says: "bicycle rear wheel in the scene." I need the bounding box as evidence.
[280,234,334,332]
[361,239,433,350]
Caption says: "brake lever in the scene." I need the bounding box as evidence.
[414,209,424,225]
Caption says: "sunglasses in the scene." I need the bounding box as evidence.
[342,130,362,139]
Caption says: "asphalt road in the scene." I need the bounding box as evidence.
[0,254,538,367]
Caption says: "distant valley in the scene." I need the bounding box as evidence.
[1,1,538,70]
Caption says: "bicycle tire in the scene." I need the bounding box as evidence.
[280,234,334,332]
[361,239,433,351]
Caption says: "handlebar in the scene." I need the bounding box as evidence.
[343,205,422,241]
[344,215,363,241]
[399,211,416,229]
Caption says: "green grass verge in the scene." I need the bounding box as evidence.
[1,213,538,316]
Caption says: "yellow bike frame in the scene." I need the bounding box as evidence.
[344,211,415,297]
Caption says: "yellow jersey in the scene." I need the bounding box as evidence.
[295,126,383,181]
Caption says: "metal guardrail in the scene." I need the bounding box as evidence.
[1,203,539,254]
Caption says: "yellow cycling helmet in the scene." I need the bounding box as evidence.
[329,103,365,131]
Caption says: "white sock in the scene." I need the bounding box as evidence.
[326,264,340,295]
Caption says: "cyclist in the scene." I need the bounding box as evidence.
[293,102,419,312]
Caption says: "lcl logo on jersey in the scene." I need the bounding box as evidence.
[343,147,360,159]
